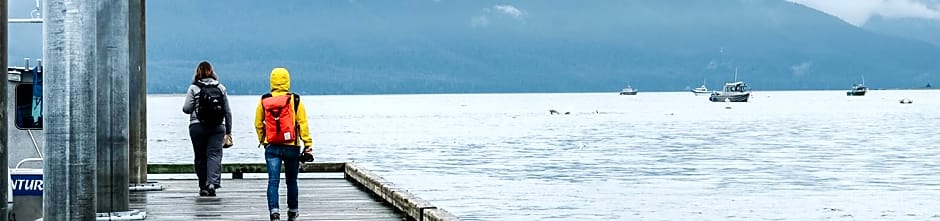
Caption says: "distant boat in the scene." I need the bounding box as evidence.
[846,76,867,96]
[619,85,638,95]
[709,68,749,102]
[846,84,867,96]
[690,80,710,96]
[709,81,750,102]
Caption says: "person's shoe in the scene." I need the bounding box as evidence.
[287,211,298,221]
[199,189,210,196]
[270,213,281,221]
[206,184,217,196]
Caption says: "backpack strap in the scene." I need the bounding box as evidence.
[192,82,203,97]
[291,93,300,113]
[291,93,301,146]
[192,82,208,110]
[259,93,272,147]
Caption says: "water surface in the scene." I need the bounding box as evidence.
[149,90,940,220]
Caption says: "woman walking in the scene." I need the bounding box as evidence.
[182,61,233,196]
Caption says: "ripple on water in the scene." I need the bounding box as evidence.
[146,92,940,220]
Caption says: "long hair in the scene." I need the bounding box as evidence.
[193,61,218,83]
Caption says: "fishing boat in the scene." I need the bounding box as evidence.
[619,85,638,95]
[708,68,750,102]
[6,6,47,220]
[709,81,750,102]
[846,84,868,96]
[846,77,867,96]
[7,59,45,221]
[690,80,710,96]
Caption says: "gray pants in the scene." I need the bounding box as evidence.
[189,123,224,190]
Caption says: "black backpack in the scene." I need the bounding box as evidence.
[194,82,226,126]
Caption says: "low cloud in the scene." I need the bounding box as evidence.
[493,5,525,19]
[470,4,526,28]
[787,0,940,26]
[791,62,813,77]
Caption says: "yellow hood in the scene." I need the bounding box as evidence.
[270,68,291,93]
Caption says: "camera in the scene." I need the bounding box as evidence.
[299,152,314,162]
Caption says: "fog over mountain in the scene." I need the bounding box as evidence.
[787,0,940,26]
[7,0,940,94]
[787,0,940,47]
[863,16,940,47]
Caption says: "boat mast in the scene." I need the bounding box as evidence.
[733,67,738,82]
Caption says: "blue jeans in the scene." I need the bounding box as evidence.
[265,144,300,214]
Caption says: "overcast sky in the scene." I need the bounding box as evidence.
[9,0,940,27]
[788,0,940,26]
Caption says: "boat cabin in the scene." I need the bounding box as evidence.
[721,81,749,93]
[6,59,45,221]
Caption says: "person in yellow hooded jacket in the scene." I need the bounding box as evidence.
[254,67,313,221]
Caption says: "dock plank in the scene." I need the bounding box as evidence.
[131,178,405,221]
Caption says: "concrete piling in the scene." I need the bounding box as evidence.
[128,0,148,186]
[96,0,131,213]
[43,0,99,219]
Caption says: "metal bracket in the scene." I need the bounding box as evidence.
[129,182,165,192]
[95,210,147,221]
[418,206,437,221]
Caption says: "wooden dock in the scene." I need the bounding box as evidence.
[136,163,458,221]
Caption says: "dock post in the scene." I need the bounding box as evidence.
[96,0,134,216]
[43,0,99,220]
[128,0,150,188]
[1,1,10,220]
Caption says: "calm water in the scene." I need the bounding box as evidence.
[149,90,940,220]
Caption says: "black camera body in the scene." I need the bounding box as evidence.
[299,152,314,162]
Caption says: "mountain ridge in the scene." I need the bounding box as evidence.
[10,0,940,95]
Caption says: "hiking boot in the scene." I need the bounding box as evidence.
[199,189,210,196]
[287,211,298,221]
[270,213,280,221]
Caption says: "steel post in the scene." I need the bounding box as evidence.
[0,0,11,220]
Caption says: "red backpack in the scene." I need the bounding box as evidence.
[261,93,301,145]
